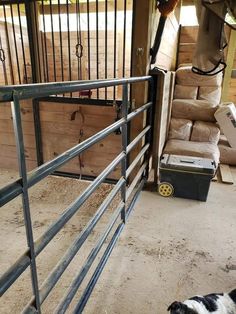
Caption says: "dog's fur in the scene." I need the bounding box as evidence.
[167,289,236,314]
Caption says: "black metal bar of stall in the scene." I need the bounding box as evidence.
[73,221,124,314]
[66,0,72,90]
[87,0,91,80]
[0,0,25,4]
[105,0,108,99]
[32,99,44,166]
[54,201,125,314]
[40,4,47,82]
[58,0,64,83]
[41,0,49,82]
[76,0,82,81]
[121,84,128,222]
[10,3,21,84]
[49,0,57,82]
[0,152,125,296]
[32,178,125,307]
[11,97,41,312]
[25,1,39,84]
[122,0,127,78]
[113,0,117,100]
[17,4,27,84]
[33,0,42,83]
[3,4,14,84]
[96,0,99,98]
[144,79,155,179]
[36,96,120,106]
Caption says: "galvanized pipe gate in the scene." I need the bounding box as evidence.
[0,76,154,313]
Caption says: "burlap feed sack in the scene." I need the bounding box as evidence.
[198,86,221,105]
[191,121,220,144]
[176,65,222,87]
[172,99,217,122]
[174,85,198,100]
[163,139,220,164]
[168,118,193,141]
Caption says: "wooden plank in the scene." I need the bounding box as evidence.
[220,164,234,184]
[222,30,236,102]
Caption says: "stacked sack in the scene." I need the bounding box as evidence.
[163,65,222,165]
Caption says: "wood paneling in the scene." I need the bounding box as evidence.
[0,100,37,171]
[39,101,122,179]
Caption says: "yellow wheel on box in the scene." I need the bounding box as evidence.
[158,182,174,197]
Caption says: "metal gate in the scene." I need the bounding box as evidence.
[0,76,154,313]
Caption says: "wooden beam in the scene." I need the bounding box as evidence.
[39,0,133,15]
[130,0,154,166]
[221,29,236,102]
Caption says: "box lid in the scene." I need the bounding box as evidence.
[160,154,216,174]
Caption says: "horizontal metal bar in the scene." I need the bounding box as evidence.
[0,78,101,102]
[36,96,121,107]
[0,153,125,297]
[53,171,118,185]
[0,252,30,296]
[126,144,150,178]
[38,178,125,304]
[126,179,145,220]
[126,125,151,154]
[0,76,152,101]
[0,118,125,207]
[126,162,147,201]
[55,201,125,314]
[127,102,152,122]
[73,222,125,314]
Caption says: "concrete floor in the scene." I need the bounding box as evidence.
[0,168,236,313]
[85,168,236,314]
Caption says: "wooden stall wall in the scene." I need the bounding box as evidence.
[39,101,121,180]
[152,11,180,71]
[0,100,37,172]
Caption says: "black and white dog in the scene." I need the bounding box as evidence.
[167,289,236,314]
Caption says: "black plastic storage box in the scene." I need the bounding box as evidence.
[159,154,216,201]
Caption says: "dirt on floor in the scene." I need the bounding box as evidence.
[0,167,236,314]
